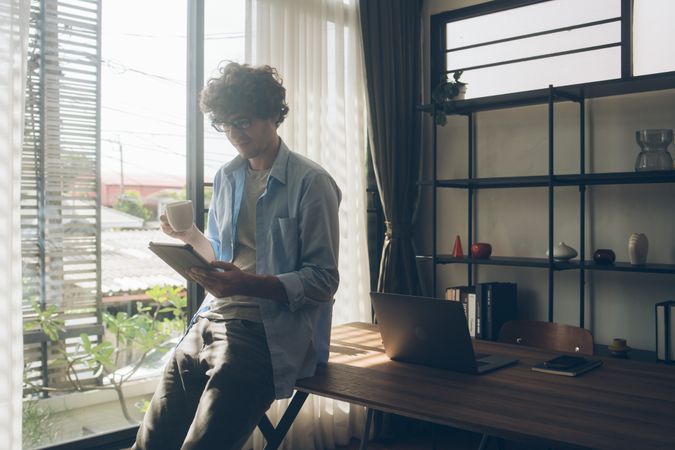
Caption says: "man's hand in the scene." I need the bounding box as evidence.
[188,261,289,303]
[187,261,250,298]
[159,214,195,242]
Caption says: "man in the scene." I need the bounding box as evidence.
[133,62,341,450]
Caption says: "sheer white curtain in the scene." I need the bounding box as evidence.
[244,0,371,448]
[0,0,28,449]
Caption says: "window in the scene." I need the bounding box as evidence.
[21,1,104,446]
[633,0,675,76]
[203,0,246,181]
[21,0,193,447]
[21,1,249,447]
[431,0,675,99]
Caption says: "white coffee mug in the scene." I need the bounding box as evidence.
[165,200,194,232]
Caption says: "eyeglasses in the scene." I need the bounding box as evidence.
[211,117,252,133]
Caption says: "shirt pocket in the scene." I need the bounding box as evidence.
[273,217,298,271]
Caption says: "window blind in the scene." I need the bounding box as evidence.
[21,0,102,392]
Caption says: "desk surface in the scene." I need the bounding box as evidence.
[296,323,675,450]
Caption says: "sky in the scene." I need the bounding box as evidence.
[100,0,246,184]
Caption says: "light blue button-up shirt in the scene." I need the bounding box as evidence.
[204,140,341,399]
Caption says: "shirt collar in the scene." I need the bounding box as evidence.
[222,138,290,185]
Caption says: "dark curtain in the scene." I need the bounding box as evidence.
[360,0,422,295]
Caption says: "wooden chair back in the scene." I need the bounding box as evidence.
[498,320,594,355]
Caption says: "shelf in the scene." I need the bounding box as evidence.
[435,176,549,189]
[419,70,675,114]
[555,171,675,186]
[582,261,675,274]
[417,255,675,274]
[421,171,675,189]
[418,255,557,269]
[421,70,675,328]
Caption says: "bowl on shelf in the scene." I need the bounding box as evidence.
[545,242,577,261]
[471,242,492,259]
[593,249,616,265]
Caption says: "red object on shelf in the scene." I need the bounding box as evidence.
[471,242,492,259]
[452,235,464,257]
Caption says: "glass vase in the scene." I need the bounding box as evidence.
[634,129,674,171]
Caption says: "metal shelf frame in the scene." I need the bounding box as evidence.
[418,255,675,275]
[424,78,675,328]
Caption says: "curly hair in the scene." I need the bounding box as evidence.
[200,62,289,126]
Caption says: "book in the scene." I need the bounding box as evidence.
[468,292,477,338]
[656,301,675,362]
[476,282,518,341]
[532,355,603,377]
[445,285,476,337]
[476,292,482,338]
[444,286,456,301]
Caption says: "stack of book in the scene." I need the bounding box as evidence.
[445,282,518,341]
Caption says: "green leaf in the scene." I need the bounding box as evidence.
[80,333,91,352]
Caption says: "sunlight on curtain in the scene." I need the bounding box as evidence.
[0,0,28,449]
[245,0,370,448]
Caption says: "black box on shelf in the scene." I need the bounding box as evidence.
[656,300,675,363]
[477,282,518,341]
[445,282,517,341]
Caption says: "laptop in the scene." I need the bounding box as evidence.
[371,292,518,374]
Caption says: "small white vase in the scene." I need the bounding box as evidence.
[545,242,578,261]
[455,84,468,100]
[628,233,648,265]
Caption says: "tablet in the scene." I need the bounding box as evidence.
[148,241,213,280]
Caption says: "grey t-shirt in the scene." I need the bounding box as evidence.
[200,164,270,322]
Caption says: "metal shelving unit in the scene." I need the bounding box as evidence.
[419,72,675,328]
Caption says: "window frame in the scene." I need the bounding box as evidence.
[429,0,634,99]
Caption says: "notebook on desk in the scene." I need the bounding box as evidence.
[371,292,518,374]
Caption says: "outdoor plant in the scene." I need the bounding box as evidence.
[430,70,467,126]
[114,189,153,220]
[22,397,58,449]
[23,285,187,424]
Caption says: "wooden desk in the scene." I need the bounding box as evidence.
[291,323,675,450]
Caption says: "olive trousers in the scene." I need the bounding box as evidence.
[132,317,275,450]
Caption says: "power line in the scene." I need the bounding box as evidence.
[107,32,244,39]
[101,101,187,123]
[204,35,245,41]
[103,141,184,158]
[102,106,186,128]
[101,154,174,177]
[101,129,223,140]
[102,141,224,166]
[101,154,222,181]
[102,58,185,85]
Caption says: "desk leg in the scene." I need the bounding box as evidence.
[259,391,309,450]
[477,433,489,450]
[359,407,374,450]
[258,415,276,442]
